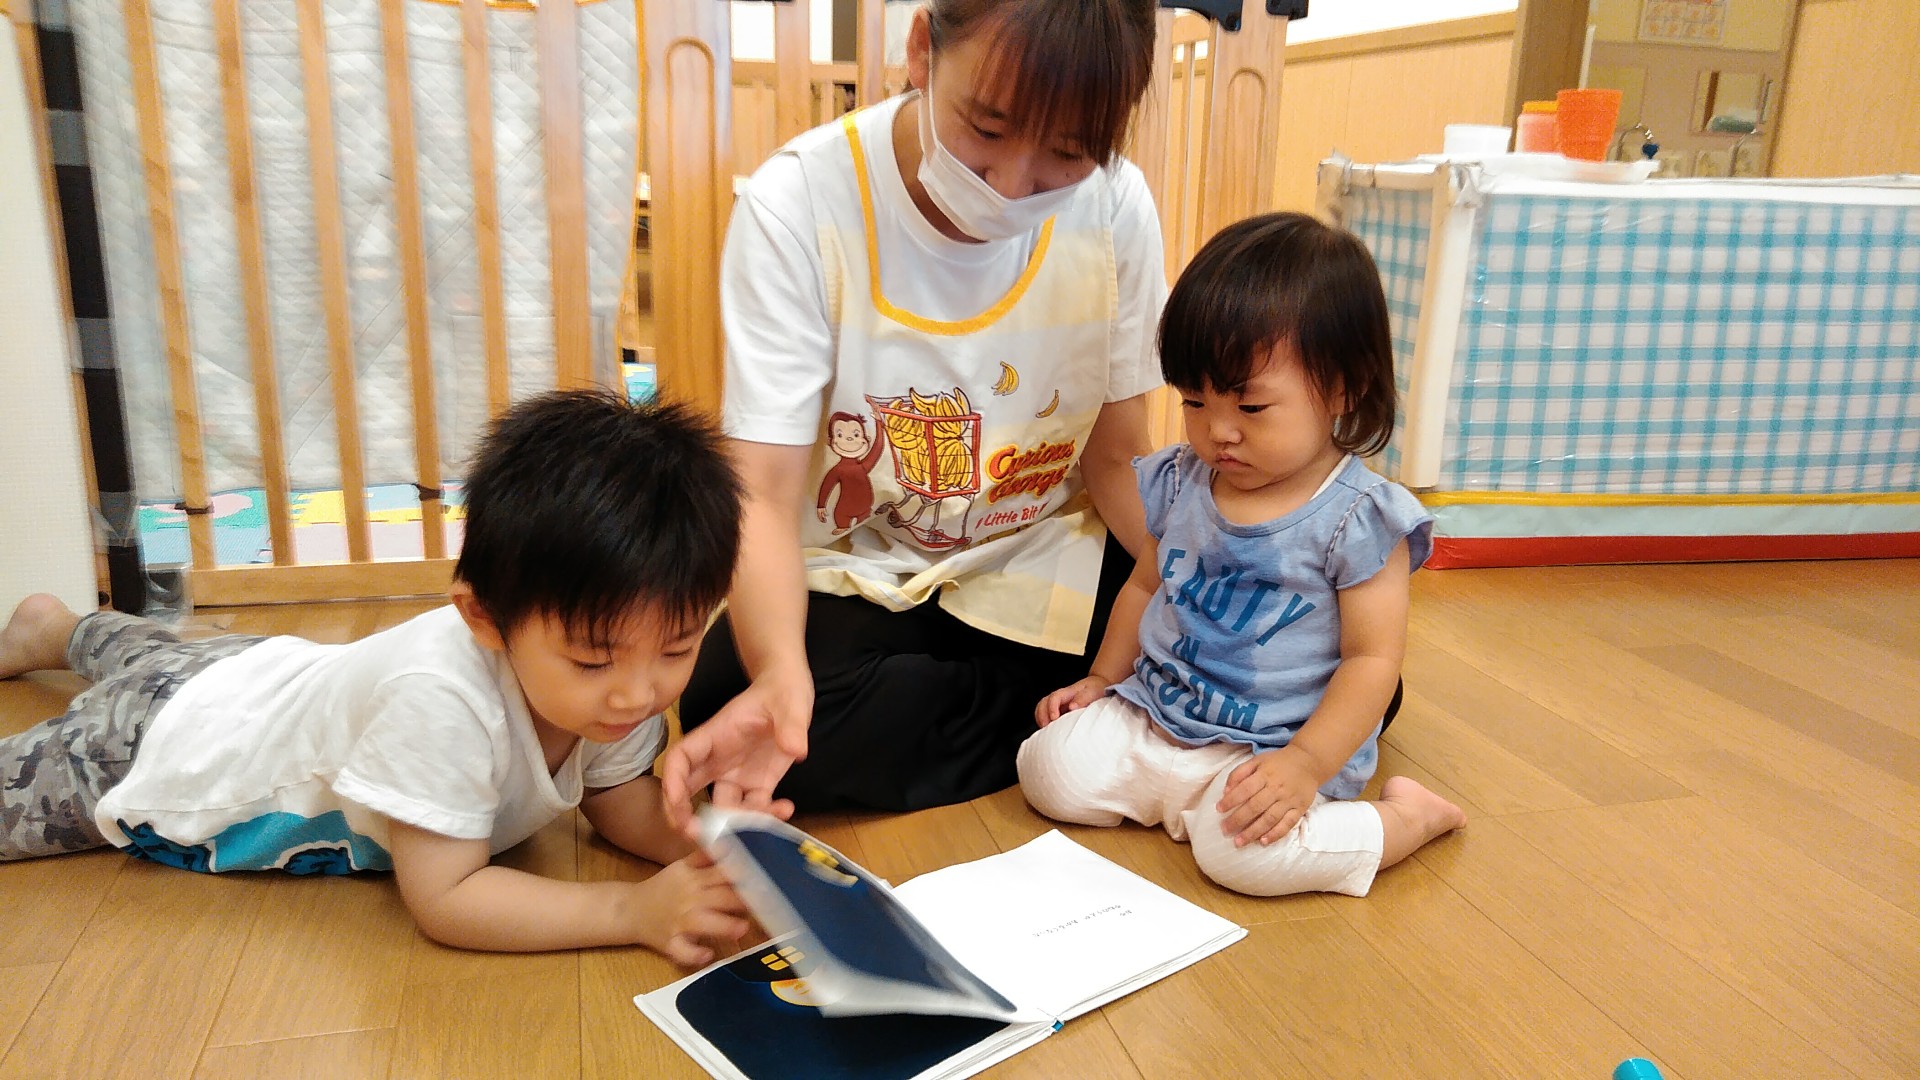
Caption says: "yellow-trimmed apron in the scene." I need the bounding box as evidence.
[799,111,1121,653]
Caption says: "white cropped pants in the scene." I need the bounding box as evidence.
[1016,696,1384,897]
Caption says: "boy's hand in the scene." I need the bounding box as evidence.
[1035,676,1112,727]
[631,850,754,967]
[1218,746,1320,847]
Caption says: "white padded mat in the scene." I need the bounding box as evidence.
[1,24,96,614]
[67,0,639,500]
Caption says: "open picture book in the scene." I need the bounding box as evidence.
[633,808,1246,1080]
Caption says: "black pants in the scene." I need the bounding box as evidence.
[681,533,1135,812]
[680,534,1404,813]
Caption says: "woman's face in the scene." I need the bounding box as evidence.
[908,12,1102,200]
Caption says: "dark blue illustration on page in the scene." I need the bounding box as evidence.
[674,943,1011,1080]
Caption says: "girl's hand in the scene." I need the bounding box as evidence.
[1218,746,1320,847]
[1035,676,1111,727]
[630,851,755,967]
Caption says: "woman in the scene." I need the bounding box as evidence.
[665,0,1166,821]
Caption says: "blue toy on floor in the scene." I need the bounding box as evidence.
[1614,1059,1665,1079]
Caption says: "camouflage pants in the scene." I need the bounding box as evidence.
[0,613,262,859]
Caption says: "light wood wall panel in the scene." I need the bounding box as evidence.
[1272,59,1351,216]
[1273,18,1515,213]
[731,78,779,176]
[1772,0,1920,177]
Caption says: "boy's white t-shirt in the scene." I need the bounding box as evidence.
[92,606,665,874]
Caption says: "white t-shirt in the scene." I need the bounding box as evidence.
[718,95,1167,651]
[720,93,1166,446]
[93,606,665,874]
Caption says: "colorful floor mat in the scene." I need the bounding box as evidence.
[137,484,467,567]
[136,365,654,567]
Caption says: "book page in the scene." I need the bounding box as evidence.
[892,831,1244,1021]
[701,809,1024,1020]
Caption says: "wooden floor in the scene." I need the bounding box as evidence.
[2,560,1917,1079]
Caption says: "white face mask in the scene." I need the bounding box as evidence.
[915,70,1088,242]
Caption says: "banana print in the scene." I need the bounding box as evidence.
[991,362,1019,397]
[1033,389,1060,419]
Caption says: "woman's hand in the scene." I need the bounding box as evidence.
[1035,675,1111,727]
[660,666,812,836]
[1217,746,1320,847]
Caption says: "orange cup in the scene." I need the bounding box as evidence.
[1555,88,1622,161]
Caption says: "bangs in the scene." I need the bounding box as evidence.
[965,4,1152,163]
[1158,218,1308,396]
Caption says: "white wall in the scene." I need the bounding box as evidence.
[1283,0,1519,44]
[730,0,838,63]
[0,20,97,615]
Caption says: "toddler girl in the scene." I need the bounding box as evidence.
[1017,212,1466,897]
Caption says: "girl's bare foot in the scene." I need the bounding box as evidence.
[0,594,81,679]
[1375,775,1467,868]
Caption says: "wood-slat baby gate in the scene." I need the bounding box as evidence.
[31,0,1281,606]
[152,0,893,604]
[94,0,613,604]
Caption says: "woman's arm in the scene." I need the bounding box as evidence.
[1082,159,1168,565]
[656,156,838,830]
[1089,542,1161,686]
[1037,536,1160,724]
[659,440,814,830]
[1080,393,1154,560]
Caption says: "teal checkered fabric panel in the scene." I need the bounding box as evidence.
[1444,196,1920,494]
[1344,187,1429,479]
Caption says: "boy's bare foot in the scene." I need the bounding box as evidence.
[0,594,81,679]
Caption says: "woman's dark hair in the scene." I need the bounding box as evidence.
[1159,212,1399,458]
[454,389,743,646]
[926,0,1156,166]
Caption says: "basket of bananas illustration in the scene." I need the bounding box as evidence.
[865,387,982,550]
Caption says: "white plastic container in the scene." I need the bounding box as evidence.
[1442,123,1512,157]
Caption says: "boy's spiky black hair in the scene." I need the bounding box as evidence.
[454,389,742,645]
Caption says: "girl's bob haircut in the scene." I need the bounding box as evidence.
[1159,212,1399,459]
